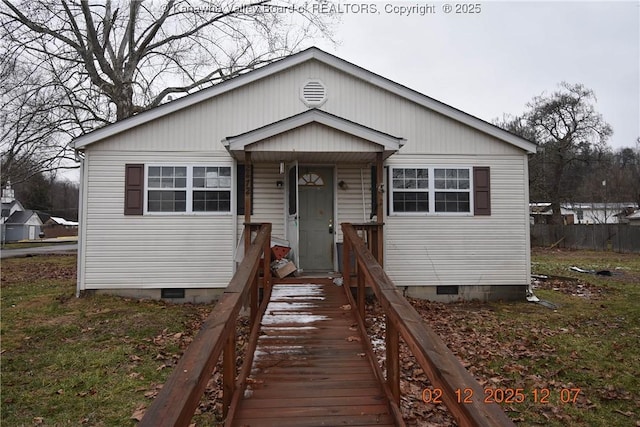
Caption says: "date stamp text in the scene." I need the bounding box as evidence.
[422,387,582,405]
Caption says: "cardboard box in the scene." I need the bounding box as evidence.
[272,260,296,278]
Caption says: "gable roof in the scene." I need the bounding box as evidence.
[627,210,640,220]
[1,200,24,215]
[73,47,537,154]
[223,108,405,160]
[47,216,79,226]
[36,211,51,223]
[6,210,41,225]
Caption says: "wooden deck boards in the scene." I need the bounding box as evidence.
[231,282,395,427]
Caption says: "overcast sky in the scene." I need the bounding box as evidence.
[315,1,640,150]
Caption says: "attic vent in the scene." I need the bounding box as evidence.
[301,80,327,107]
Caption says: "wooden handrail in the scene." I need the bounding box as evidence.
[139,223,272,427]
[341,223,515,427]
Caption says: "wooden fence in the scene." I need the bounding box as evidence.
[530,224,640,253]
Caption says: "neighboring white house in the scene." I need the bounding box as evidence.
[530,202,638,225]
[1,182,43,243]
[73,47,536,303]
[529,203,576,225]
[627,210,640,226]
[565,203,637,224]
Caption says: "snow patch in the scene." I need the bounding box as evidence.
[270,284,325,299]
[262,326,317,331]
[261,313,328,325]
[266,302,317,311]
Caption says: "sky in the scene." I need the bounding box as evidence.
[314,0,640,150]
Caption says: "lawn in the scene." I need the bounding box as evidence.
[393,248,640,426]
[0,255,220,426]
[1,250,638,426]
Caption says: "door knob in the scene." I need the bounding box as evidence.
[329,219,334,234]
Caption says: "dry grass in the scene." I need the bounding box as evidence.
[2,250,638,426]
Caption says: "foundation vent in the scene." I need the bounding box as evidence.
[301,80,327,107]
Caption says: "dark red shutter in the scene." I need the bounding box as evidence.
[473,167,491,216]
[124,164,144,215]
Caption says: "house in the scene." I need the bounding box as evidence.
[529,202,639,225]
[73,47,537,302]
[1,182,44,243]
[2,210,43,242]
[43,216,79,238]
[529,203,575,225]
[565,202,638,224]
[627,210,640,226]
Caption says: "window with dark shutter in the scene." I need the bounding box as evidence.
[124,164,144,215]
[473,167,491,216]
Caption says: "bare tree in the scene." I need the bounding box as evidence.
[0,61,78,184]
[503,83,612,224]
[1,0,335,180]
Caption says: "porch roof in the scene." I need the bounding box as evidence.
[222,109,405,163]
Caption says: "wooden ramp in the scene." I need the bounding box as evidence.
[231,281,396,427]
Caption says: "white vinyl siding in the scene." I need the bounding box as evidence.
[79,58,531,294]
[248,164,286,238]
[384,155,529,288]
[86,61,524,158]
[82,151,235,289]
[336,165,372,243]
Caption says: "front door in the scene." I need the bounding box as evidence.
[298,166,334,271]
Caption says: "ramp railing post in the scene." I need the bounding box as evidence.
[263,232,271,297]
[343,236,351,288]
[386,314,400,406]
[223,324,236,418]
[357,265,365,320]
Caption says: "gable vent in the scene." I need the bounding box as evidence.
[301,80,327,107]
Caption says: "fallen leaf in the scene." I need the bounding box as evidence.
[131,404,146,421]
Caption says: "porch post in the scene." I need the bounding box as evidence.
[375,152,384,267]
[244,152,252,254]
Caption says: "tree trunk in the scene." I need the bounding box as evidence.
[115,83,136,121]
[549,201,563,225]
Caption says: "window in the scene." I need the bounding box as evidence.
[146,165,231,214]
[192,166,231,212]
[434,168,470,213]
[391,168,429,213]
[148,166,187,212]
[390,167,474,215]
[298,172,324,186]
